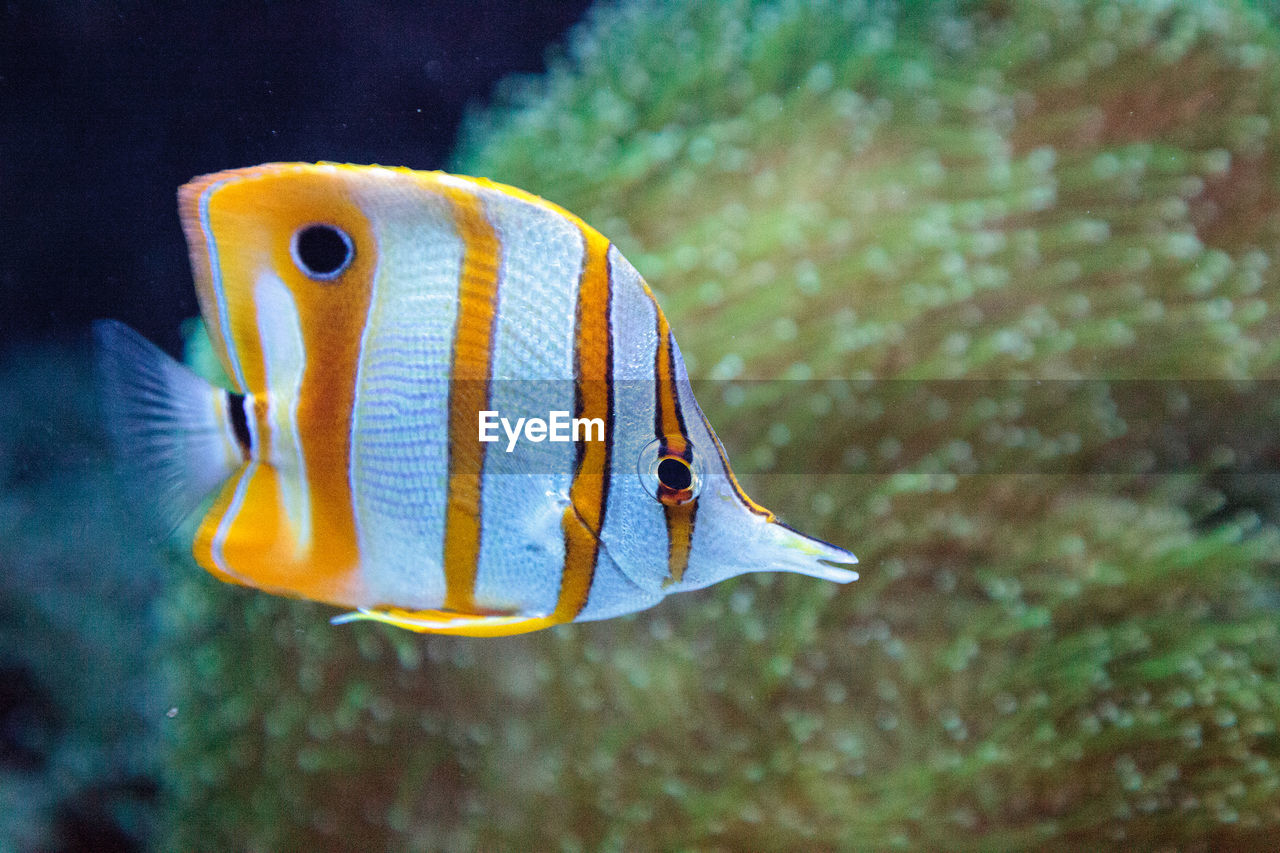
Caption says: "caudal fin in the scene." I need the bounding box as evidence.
[93,319,245,535]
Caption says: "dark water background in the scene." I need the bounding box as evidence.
[1,3,588,849]
[5,1,1280,850]
[2,0,591,353]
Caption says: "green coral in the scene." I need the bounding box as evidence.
[163,0,1280,849]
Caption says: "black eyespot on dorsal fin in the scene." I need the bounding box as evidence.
[292,224,353,279]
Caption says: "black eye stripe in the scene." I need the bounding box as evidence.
[292,224,354,280]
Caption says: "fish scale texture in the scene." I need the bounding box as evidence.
[161,1,1280,850]
[348,209,462,608]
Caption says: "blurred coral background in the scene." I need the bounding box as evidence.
[3,1,1280,850]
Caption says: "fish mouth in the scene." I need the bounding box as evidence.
[764,520,859,583]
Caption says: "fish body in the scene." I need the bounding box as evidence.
[96,163,856,635]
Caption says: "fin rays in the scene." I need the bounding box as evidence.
[94,319,243,538]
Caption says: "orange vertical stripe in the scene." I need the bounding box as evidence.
[653,310,690,459]
[554,228,613,622]
[441,186,502,613]
[289,214,376,602]
[186,165,375,605]
[663,501,696,585]
[651,303,697,584]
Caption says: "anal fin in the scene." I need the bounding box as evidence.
[331,606,560,637]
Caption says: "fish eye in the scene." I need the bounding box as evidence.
[657,456,693,492]
[292,224,354,280]
[638,438,702,505]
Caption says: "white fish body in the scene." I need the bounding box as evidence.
[96,163,856,636]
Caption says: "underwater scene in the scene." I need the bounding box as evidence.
[4,0,1280,850]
